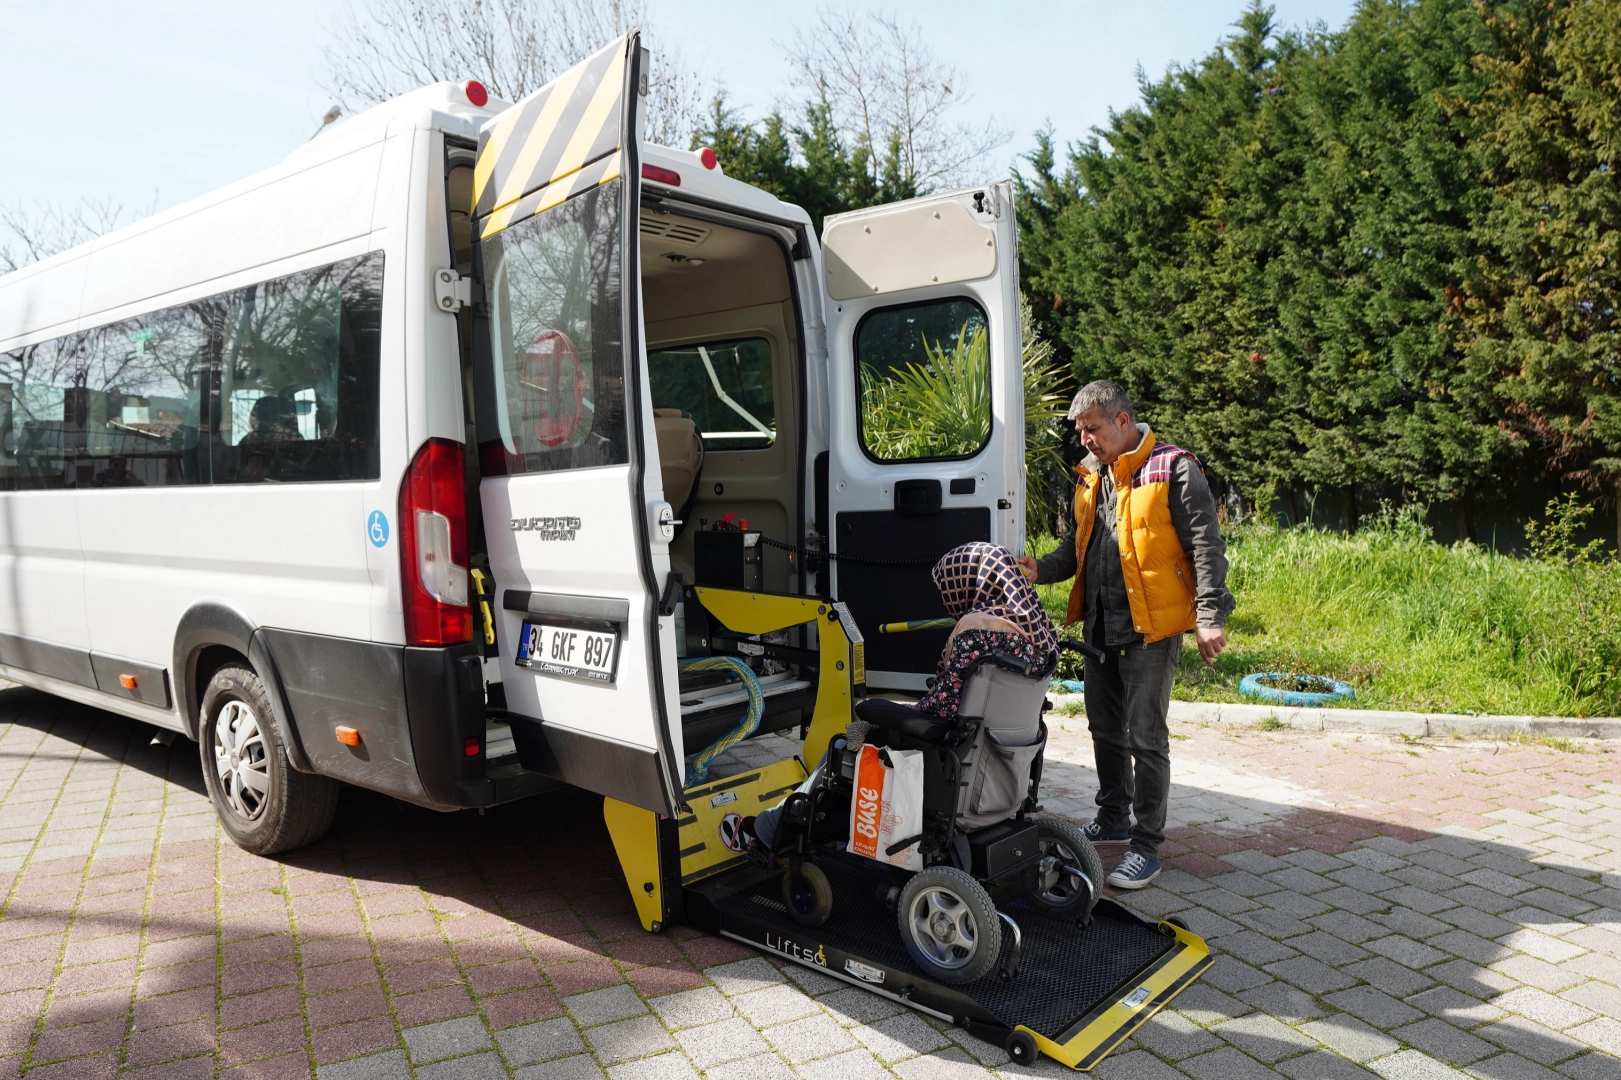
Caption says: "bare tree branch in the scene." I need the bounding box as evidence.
[320,0,708,148]
[783,8,1010,192]
[0,197,152,275]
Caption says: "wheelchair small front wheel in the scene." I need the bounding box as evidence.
[898,867,1002,984]
[1026,817,1104,919]
[782,862,833,927]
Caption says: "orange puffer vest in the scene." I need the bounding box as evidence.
[1065,427,1198,643]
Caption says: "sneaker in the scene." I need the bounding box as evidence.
[1080,820,1131,845]
[1107,851,1162,889]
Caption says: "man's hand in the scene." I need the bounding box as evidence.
[1016,555,1039,581]
[1195,627,1226,665]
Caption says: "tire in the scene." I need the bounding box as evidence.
[781,862,833,927]
[1005,1029,1039,1066]
[199,664,339,855]
[1026,817,1103,919]
[898,866,1002,984]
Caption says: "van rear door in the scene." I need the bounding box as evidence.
[471,33,682,815]
[821,183,1024,691]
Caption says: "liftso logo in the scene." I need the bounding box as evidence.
[511,516,582,541]
[764,932,826,968]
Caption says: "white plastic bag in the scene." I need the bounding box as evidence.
[848,744,924,871]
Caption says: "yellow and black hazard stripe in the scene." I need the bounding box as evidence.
[472,32,636,239]
[1032,921,1215,1070]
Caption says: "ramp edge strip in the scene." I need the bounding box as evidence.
[1036,924,1215,1071]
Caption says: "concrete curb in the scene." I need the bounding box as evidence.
[1047,693,1621,740]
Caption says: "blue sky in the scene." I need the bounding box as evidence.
[1,0,1357,218]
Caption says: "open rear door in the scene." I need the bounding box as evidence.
[472,32,682,814]
[822,183,1024,691]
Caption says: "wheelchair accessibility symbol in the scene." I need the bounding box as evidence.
[718,813,746,853]
[367,510,389,548]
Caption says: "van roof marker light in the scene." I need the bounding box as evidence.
[699,147,718,170]
[464,80,489,107]
[642,163,681,187]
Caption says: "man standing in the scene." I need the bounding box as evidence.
[1017,381,1234,889]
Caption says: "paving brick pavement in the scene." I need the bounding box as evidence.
[0,684,1618,1078]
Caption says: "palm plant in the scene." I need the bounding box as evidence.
[1021,296,1073,537]
[860,322,990,459]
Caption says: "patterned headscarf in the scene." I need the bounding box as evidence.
[931,542,1059,657]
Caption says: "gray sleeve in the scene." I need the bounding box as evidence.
[1032,524,1078,585]
[1166,456,1236,629]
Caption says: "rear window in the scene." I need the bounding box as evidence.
[648,337,775,452]
[479,178,627,474]
[855,296,990,463]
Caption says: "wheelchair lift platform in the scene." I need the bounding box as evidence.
[601,588,1214,1071]
[693,858,1212,1070]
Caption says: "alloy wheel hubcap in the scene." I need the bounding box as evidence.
[908,886,978,968]
[213,700,270,822]
[1038,840,1087,904]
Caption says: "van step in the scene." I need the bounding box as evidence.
[485,721,515,760]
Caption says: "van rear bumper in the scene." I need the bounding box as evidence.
[260,630,550,810]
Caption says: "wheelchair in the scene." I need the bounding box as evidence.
[752,639,1105,985]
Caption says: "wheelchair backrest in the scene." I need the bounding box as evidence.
[957,661,1048,745]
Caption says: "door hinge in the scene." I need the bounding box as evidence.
[433,268,474,313]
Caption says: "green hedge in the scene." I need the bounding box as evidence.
[1031,521,1621,718]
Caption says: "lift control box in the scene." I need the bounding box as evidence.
[695,529,763,590]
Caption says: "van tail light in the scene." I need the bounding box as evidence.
[641,163,681,186]
[399,439,472,645]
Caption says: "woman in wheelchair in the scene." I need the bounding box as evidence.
[744,542,1105,985]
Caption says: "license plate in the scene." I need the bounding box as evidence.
[515,622,619,684]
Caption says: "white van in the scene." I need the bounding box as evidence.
[0,33,1025,852]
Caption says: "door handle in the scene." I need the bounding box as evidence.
[658,571,685,617]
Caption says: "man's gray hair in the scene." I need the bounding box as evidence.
[1068,379,1134,422]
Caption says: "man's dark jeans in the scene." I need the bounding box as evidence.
[1084,634,1181,858]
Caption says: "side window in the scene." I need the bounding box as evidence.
[648,338,775,451]
[479,178,625,474]
[855,297,990,463]
[77,303,210,487]
[0,251,382,491]
[0,335,88,490]
[211,252,383,484]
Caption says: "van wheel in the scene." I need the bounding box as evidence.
[1026,817,1104,918]
[199,664,339,855]
[898,866,1001,984]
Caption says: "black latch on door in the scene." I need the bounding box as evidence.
[893,479,943,517]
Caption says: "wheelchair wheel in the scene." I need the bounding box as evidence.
[781,862,833,927]
[1026,817,1103,919]
[898,866,1002,984]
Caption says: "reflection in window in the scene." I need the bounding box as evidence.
[856,297,991,462]
[211,253,383,484]
[0,251,383,490]
[480,178,625,474]
[648,338,775,451]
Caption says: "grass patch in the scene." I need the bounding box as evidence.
[1029,516,1621,718]
[1504,731,1589,754]
[1256,716,1289,732]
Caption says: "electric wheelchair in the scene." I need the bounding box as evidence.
[751,639,1106,984]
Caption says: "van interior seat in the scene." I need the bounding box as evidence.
[653,408,703,512]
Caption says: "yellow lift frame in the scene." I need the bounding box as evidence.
[602,586,1214,1071]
